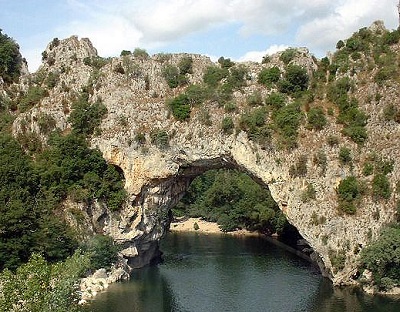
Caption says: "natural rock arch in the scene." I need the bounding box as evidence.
[13,35,398,287]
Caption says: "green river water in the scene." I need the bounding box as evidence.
[88,232,400,312]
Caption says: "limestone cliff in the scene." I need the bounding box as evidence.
[10,23,400,286]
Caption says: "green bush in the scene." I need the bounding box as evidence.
[362,163,374,176]
[18,86,48,112]
[279,48,297,64]
[239,108,271,147]
[185,84,210,106]
[258,66,281,86]
[372,174,391,200]
[132,48,149,59]
[0,30,22,83]
[289,155,308,178]
[279,64,309,94]
[178,56,193,75]
[272,102,303,149]
[337,176,360,214]
[68,92,107,136]
[162,64,186,88]
[150,129,169,148]
[307,107,327,130]
[339,147,352,164]
[265,92,286,110]
[246,91,263,106]
[218,57,235,68]
[168,93,191,121]
[221,116,234,134]
[83,235,119,270]
[360,225,400,289]
[301,183,316,202]
[203,66,228,87]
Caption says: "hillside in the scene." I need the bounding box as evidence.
[1,20,400,296]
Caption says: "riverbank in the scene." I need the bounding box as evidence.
[169,217,261,237]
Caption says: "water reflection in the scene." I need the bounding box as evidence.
[89,233,400,312]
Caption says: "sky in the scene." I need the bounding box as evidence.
[0,0,399,72]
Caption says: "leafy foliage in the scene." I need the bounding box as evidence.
[150,129,169,148]
[258,66,281,86]
[360,225,400,290]
[221,116,234,134]
[0,29,22,83]
[0,252,90,312]
[82,235,119,270]
[278,65,309,94]
[168,93,191,121]
[174,169,289,234]
[337,176,360,214]
[68,92,107,136]
[307,107,327,130]
[272,102,303,149]
[239,107,271,147]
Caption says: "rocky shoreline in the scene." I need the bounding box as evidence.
[79,266,130,305]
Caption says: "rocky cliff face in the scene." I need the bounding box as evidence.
[11,27,400,286]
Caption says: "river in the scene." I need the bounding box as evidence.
[88,232,400,312]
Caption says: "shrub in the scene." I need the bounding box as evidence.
[83,235,119,270]
[289,155,308,178]
[301,183,316,202]
[360,225,400,289]
[150,129,169,148]
[18,86,48,112]
[372,174,391,200]
[313,150,327,174]
[329,249,346,272]
[279,64,309,94]
[337,176,360,214]
[193,222,200,231]
[185,84,209,106]
[339,147,352,164]
[279,48,297,64]
[307,107,327,130]
[258,66,281,86]
[246,91,263,107]
[168,94,191,121]
[132,48,149,59]
[134,132,146,145]
[327,135,339,146]
[221,116,234,134]
[178,56,193,75]
[362,163,374,176]
[203,66,228,87]
[272,102,303,149]
[265,92,286,110]
[239,108,271,147]
[68,93,107,136]
[162,64,183,88]
[218,57,235,68]
[383,104,400,122]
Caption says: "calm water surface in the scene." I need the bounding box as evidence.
[89,232,400,312]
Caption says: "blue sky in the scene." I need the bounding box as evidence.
[1,0,398,71]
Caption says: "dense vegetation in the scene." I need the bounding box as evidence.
[174,169,289,234]
[0,29,22,83]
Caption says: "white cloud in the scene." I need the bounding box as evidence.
[21,0,400,71]
[296,0,398,54]
[237,44,289,62]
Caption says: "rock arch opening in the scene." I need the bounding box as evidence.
[122,157,326,277]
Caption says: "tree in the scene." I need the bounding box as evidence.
[258,66,281,86]
[168,93,191,121]
[68,92,107,136]
[0,29,22,83]
[279,65,309,94]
